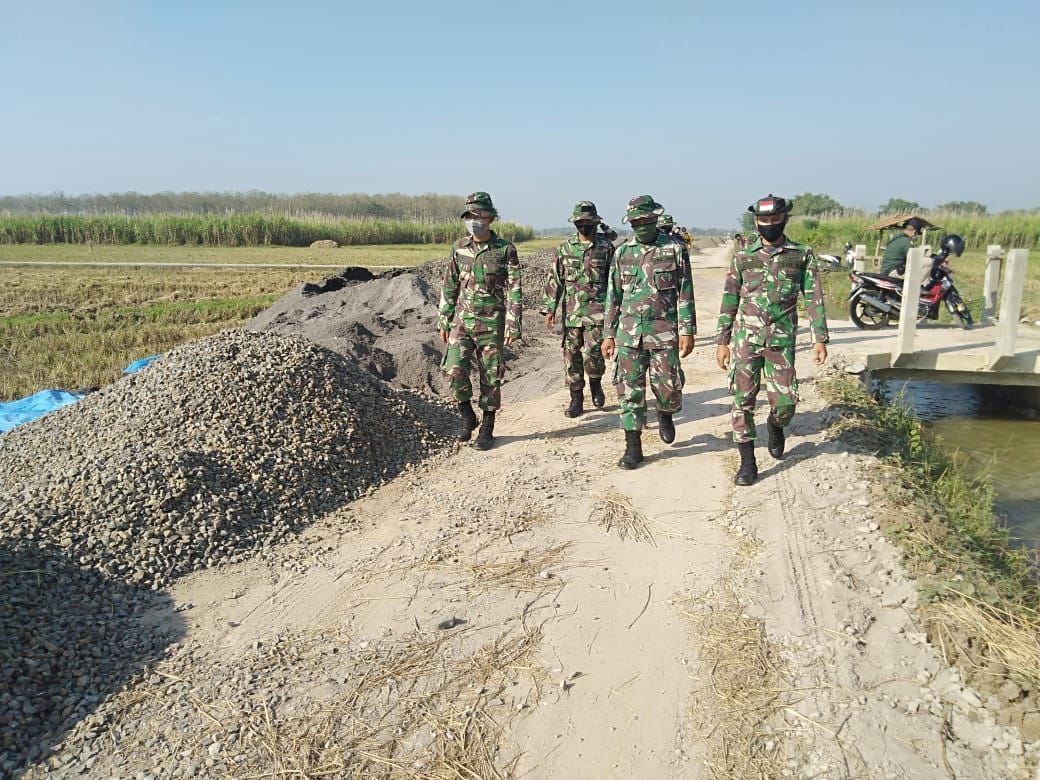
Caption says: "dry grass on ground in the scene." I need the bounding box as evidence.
[28,625,546,780]
[685,557,795,779]
[589,489,658,545]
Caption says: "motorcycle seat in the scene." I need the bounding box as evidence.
[857,272,901,284]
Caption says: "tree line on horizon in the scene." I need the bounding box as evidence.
[0,191,469,222]
[788,192,1039,218]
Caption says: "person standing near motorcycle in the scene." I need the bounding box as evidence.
[880,217,925,276]
[716,194,829,486]
[542,201,617,417]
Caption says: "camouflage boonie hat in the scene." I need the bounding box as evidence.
[461,192,498,218]
[568,200,602,223]
[747,194,793,216]
[658,213,675,227]
[621,194,664,223]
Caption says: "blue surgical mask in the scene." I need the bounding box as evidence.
[465,218,490,237]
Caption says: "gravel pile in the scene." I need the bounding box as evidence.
[0,329,455,590]
[0,547,177,775]
[248,267,447,393]
[249,249,557,396]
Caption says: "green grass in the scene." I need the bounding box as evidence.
[0,213,536,247]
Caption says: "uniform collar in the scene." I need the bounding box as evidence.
[751,236,797,254]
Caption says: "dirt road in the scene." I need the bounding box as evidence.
[43,244,1032,778]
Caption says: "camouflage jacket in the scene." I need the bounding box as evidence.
[716,237,829,348]
[437,232,522,341]
[604,234,696,349]
[541,233,616,328]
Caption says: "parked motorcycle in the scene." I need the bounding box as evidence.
[848,234,974,330]
[818,242,855,272]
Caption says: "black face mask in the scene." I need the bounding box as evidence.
[576,223,597,239]
[757,220,786,243]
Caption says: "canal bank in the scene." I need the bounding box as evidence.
[879,380,1040,544]
[818,369,1040,751]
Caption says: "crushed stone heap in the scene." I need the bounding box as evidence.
[0,330,455,589]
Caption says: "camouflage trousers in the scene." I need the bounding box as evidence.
[442,329,504,411]
[562,325,605,390]
[729,341,798,443]
[612,346,684,432]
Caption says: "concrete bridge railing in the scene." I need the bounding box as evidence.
[892,246,1032,372]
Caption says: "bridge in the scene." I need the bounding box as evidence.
[837,247,1040,388]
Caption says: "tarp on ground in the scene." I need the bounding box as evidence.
[123,355,160,374]
[1,354,162,434]
[0,389,84,434]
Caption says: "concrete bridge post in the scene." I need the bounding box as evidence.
[893,247,928,364]
[853,244,866,272]
[983,245,1004,325]
[990,249,1030,369]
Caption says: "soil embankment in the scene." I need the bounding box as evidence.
[5,242,1037,778]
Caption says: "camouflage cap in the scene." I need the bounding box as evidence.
[621,194,664,223]
[461,191,498,218]
[747,194,793,216]
[568,200,603,224]
[658,213,675,227]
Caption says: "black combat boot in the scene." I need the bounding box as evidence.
[657,411,675,444]
[618,429,644,470]
[766,413,786,459]
[589,377,606,408]
[564,387,584,418]
[473,411,496,451]
[734,441,758,486]
[457,401,477,442]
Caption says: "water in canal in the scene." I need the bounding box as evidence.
[880,381,1040,544]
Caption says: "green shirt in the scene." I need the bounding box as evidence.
[880,233,912,275]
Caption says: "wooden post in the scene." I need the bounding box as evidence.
[853,244,866,272]
[893,247,927,364]
[990,249,1029,369]
[983,245,1003,325]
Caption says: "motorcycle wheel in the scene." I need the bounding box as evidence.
[849,296,888,330]
[947,291,974,329]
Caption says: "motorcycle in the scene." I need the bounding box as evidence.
[818,242,855,272]
[847,250,974,330]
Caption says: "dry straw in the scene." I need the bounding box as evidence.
[685,582,792,779]
[588,490,657,545]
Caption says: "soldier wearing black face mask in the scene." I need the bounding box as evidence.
[542,201,617,416]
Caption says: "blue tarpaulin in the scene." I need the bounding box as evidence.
[0,389,84,434]
[123,355,160,374]
[1,354,162,434]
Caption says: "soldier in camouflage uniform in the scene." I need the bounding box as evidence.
[438,192,522,450]
[542,201,616,418]
[602,195,696,469]
[716,194,828,486]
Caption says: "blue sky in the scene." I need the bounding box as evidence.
[1,0,1037,228]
